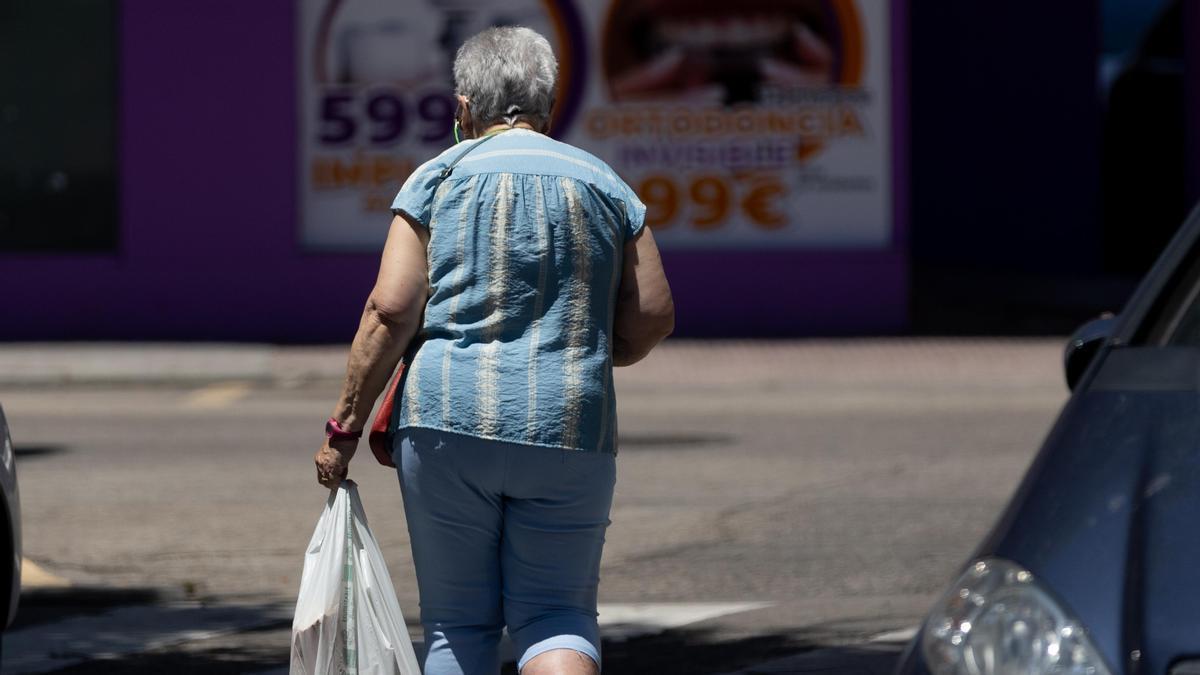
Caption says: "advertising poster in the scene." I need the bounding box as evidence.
[299,0,891,250]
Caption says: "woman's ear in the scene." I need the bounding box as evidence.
[455,95,474,138]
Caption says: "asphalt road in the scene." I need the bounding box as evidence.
[0,339,1067,674]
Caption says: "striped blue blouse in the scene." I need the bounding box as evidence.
[390,129,646,454]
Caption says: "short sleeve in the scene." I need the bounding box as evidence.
[618,183,647,240]
[390,158,446,229]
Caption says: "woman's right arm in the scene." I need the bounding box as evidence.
[612,226,674,367]
[314,214,429,488]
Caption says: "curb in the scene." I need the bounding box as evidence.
[0,344,350,387]
[21,559,71,590]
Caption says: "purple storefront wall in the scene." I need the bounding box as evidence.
[1,0,909,342]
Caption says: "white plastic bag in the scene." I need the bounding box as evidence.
[290,480,422,675]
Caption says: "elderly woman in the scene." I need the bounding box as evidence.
[313,26,674,675]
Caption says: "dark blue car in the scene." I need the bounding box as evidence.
[897,206,1200,675]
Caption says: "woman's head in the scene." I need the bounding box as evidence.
[453,26,558,134]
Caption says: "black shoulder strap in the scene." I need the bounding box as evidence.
[439,132,502,180]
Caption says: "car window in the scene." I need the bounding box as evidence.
[1167,290,1200,345]
[1151,255,1200,345]
[1128,213,1200,346]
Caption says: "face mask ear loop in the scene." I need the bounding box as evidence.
[453,119,463,144]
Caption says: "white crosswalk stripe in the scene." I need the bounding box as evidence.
[870,626,920,643]
[597,601,775,639]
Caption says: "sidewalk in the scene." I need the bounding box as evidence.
[0,343,351,386]
[0,338,1066,388]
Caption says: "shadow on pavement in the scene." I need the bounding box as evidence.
[500,627,900,675]
[13,444,69,459]
[32,621,292,675]
[4,589,292,675]
[12,587,160,631]
[735,643,904,674]
[9,593,903,675]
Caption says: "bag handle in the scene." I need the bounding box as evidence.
[438,131,502,180]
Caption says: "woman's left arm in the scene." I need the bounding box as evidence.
[315,214,430,488]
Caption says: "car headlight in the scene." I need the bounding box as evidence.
[921,558,1112,675]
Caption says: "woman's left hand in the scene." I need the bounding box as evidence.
[315,439,356,489]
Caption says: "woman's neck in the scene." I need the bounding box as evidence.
[479,120,537,137]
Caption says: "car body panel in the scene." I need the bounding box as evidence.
[899,353,1200,675]
[978,348,1200,674]
[898,207,1200,675]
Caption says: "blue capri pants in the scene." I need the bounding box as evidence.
[394,427,616,674]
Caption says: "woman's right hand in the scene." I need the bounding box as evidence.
[314,439,356,489]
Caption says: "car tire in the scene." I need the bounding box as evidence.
[0,501,12,634]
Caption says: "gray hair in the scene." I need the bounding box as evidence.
[453,26,557,128]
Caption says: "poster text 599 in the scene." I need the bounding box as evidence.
[316,90,456,146]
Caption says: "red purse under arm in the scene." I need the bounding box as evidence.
[367,364,404,467]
